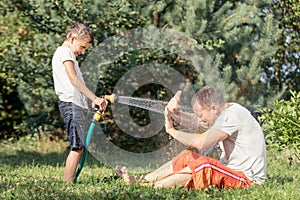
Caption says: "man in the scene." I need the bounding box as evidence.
[118,86,266,189]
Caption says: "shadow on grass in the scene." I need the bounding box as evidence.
[0,148,69,167]
[0,144,102,167]
[0,142,105,167]
[266,175,295,185]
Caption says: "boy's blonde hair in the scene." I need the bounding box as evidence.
[64,22,94,44]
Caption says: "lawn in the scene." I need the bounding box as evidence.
[0,137,299,200]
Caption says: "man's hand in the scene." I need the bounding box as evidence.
[164,90,182,131]
[164,106,174,131]
[167,90,181,113]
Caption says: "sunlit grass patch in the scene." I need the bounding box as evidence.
[1,139,299,200]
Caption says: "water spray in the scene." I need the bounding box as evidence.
[102,94,193,114]
[74,94,202,183]
[102,93,201,130]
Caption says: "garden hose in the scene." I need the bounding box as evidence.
[74,94,115,183]
[73,108,103,183]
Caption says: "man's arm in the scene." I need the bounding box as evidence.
[166,90,207,129]
[165,105,228,150]
[166,126,228,150]
[172,111,206,129]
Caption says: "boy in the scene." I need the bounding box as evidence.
[118,86,266,189]
[52,22,107,183]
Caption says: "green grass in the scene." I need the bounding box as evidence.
[1,138,299,200]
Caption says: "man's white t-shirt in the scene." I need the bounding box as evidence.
[52,46,88,109]
[212,103,266,184]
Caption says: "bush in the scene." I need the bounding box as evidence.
[258,90,300,151]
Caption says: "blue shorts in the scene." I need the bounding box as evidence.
[58,101,87,150]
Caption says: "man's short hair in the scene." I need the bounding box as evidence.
[191,86,225,109]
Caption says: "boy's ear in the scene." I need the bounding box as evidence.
[70,34,77,43]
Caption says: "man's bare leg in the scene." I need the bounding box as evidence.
[64,149,83,183]
[115,150,195,185]
[144,160,174,182]
[144,150,191,182]
[115,160,174,184]
[116,160,193,188]
[152,166,192,188]
[118,165,193,188]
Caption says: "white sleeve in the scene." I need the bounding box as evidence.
[212,110,239,136]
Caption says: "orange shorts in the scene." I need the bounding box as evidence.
[172,150,252,189]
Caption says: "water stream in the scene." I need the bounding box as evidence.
[112,95,216,156]
[115,95,193,114]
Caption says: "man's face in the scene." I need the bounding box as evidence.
[193,103,218,128]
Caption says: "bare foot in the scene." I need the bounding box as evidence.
[115,165,135,184]
[121,166,135,184]
[115,165,149,185]
[115,165,123,177]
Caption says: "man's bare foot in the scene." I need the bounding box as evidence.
[121,166,134,184]
[115,165,135,184]
[115,165,123,177]
[115,165,145,184]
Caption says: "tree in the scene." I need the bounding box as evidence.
[0,0,288,141]
[270,0,300,98]
[127,0,283,107]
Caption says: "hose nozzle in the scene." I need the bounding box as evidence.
[103,94,118,104]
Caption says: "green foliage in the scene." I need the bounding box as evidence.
[1,140,300,199]
[0,0,298,154]
[0,80,24,139]
[0,0,148,139]
[270,0,300,97]
[259,90,300,151]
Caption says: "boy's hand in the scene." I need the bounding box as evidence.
[93,97,108,112]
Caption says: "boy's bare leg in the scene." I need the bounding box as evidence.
[64,149,83,183]
[118,166,136,183]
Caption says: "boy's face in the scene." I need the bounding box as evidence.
[69,36,91,57]
[193,103,219,128]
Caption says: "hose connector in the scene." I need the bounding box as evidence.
[93,109,102,121]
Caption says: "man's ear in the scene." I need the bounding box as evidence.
[211,105,218,113]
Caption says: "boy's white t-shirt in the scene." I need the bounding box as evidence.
[212,103,266,184]
[52,46,88,109]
